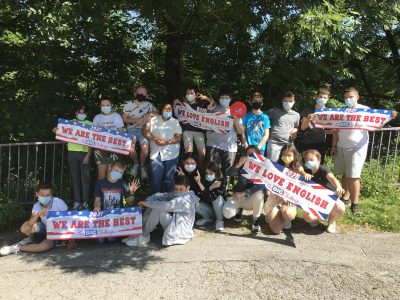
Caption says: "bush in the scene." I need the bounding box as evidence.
[0,196,28,231]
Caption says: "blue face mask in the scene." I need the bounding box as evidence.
[162,111,172,119]
[77,114,87,120]
[316,98,327,107]
[304,160,318,170]
[283,102,294,111]
[219,98,231,107]
[345,97,356,108]
[38,196,52,206]
[110,171,123,181]
[101,106,112,114]
[205,175,216,182]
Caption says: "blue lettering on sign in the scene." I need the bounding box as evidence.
[85,139,95,146]
[85,230,97,236]
[90,126,102,132]
[340,121,350,127]
[272,186,284,195]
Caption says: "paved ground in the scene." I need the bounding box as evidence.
[0,219,399,300]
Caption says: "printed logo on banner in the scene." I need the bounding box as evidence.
[174,102,234,134]
[241,153,338,220]
[46,207,142,240]
[313,108,393,130]
[55,119,133,155]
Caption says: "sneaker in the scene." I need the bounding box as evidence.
[283,220,292,230]
[215,221,224,232]
[81,202,89,210]
[351,203,360,214]
[72,202,80,210]
[327,221,337,234]
[141,167,149,180]
[17,237,33,246]
[125,236,138,247]
[195,218,212,227]
[121,236,131,243]
[234,209,243,222]
[251,218,261,233]
[0,244,20,256]
[309,220,319,227]
[130,164,140,177]
[137,235,150,246]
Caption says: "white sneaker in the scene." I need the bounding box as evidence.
[72,202,80,210]
[215,221,224,232]
[283,220,292,230]
[195,218,212,227]
[121,236,131,243]
[17,237,33,246]
[141,167,149,180]
[0,244,20,256]
[327,221,337,234]
[309,220,319,227]
[137,235,150,246]
[130,164,140,177]
[125,237,138,247]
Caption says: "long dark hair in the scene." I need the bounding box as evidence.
[277,144,302,171]
[205,162,223,180]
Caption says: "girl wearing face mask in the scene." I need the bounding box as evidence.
[266,92,300,162]
[299,88,331,164]
[176,154,202,196]
[93,161,139,244]
[52,105,93,210]
[143,103,182,194]
[302,149,345,233]
[264,144,311,233]
[93,96,125,180]
[193,162,227,231]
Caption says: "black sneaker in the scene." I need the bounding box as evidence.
[252,217,261,233]
[234,209,243,222]
[351,203,360,214]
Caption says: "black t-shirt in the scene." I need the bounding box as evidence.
[94,179,130,210]
[305,165,335,191]
[179,100,209,132]
[300,107,326,144]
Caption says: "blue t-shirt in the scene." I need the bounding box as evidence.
[242,112,271,150]
[94,179,130,210]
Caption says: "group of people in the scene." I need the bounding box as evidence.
[1,85,396,256]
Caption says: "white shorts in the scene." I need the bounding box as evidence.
[266,142,284,162]
[334,144,368,178]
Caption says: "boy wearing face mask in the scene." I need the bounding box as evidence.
[266,92,300,162]
[93,161,139,243]
[241,92,271,156]
[303,149,345,233]
[0,183,75,256]
[123,86,157,180]
[299,88,330,164]
[173,87,212,167]
[205,90,244,177]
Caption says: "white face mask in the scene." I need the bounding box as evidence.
[186,94,196,102]
[184,164,196,173]
[345,97,356,108]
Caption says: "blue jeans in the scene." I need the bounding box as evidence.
[150,153,178,194]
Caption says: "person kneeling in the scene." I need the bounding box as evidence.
[0,182,76,256]
[223,146,266,234]
[124,176,199,247]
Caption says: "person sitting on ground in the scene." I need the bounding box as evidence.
[93,161,140,244]
[222,146,266,234]
[0,182,76,256]
[264,144,311,233]
[194,162,227,231]
[302,149,346,234]
[123,175,200,247]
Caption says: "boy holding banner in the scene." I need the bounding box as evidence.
[0,183,76,256]
[124,176,200,247]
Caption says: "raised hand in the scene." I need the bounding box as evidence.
[176,166,185,176]
[194,170,201,183]
[129,179,141,194]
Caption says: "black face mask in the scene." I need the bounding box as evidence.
[136,94,147,102]
[252,101,263,110]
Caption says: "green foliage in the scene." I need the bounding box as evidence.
[0,196,28,231]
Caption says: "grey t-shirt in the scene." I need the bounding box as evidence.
[267,108,300,144]
[300,107,326,144]
[206,105,239,152]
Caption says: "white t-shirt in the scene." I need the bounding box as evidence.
[149,115,182,161]
[32,197,68,227]
[123,101,156,130]
[93,112,124,131]
[337,104,370,148]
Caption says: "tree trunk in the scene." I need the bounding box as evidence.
[384,29,400,83]
[165,22,184,101]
